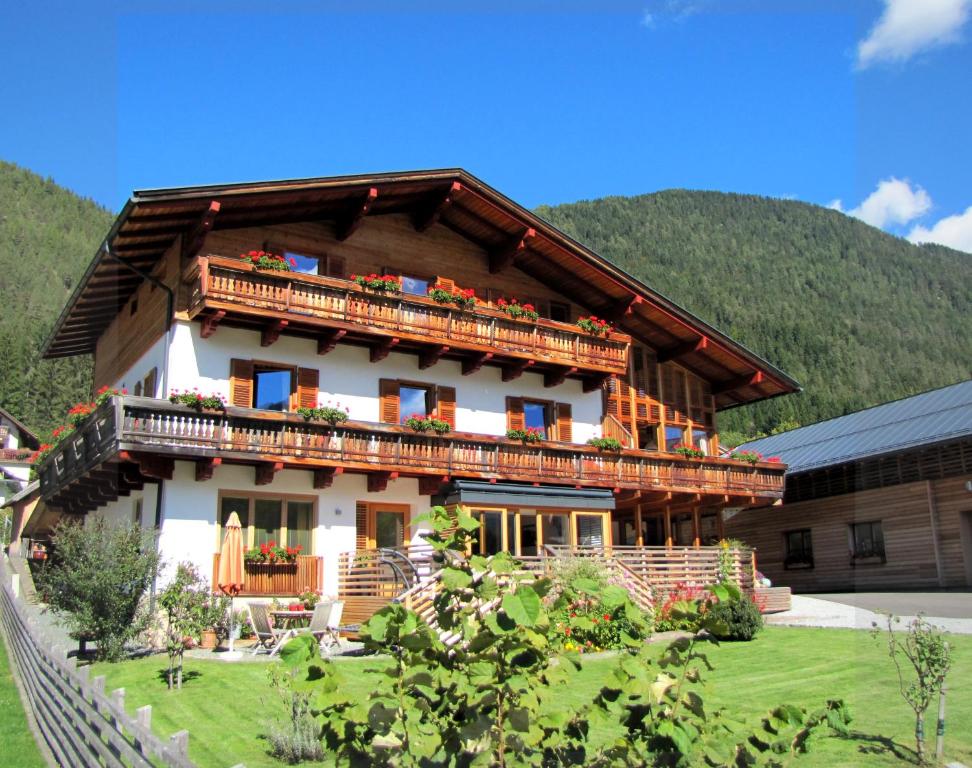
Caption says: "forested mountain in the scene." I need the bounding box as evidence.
[537,191,971,437]
[0,162,108,437]
[1,160,969,441]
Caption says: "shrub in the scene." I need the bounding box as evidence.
[265,665,326,764]
[159,562,222,689]
[706,589,764,641]
[36,518,161,661]
[403,414,451,434]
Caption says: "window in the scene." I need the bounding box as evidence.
[664,425,685,452]
[784,529,814,569]
[399,384,433,422]
[542,513,570,546]
[374,510,405,549]
[523,401,550,438]
[285,251,321,275]
[254,367,293,411]
[133,498,143,527]
[355,502,408,551]
[691,428,713,456]
[549,301,570,323]
[218,494,315,552]
[577,515,604,546]
[638,426,659,451]
[400,274,430,296]
[850,521,886,562]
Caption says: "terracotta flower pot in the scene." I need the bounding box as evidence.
[199,629,217,649]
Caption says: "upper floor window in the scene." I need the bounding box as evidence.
[400,274,431,296]
[379,379,456,428]
[692,428,714,456]
[399,384,434,421]
[549,301,570,323]
[523,401,550,438]
[784,529,813,569]
[286,251,320,275]
[229,359,319,412]
[267,243,345,278]
[254,366,293,411]
[507,397,573,442]
[664,425,684,452]
[850,521,886,562]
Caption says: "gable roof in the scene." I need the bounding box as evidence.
[42,169,799,409]
[737,379,972,474]
[0,406,39,449]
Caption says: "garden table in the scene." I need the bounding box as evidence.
[270,609,313,629]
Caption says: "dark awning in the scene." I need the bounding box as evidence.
[434,480,615,510]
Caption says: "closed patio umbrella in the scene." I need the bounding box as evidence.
[217,512,245,656]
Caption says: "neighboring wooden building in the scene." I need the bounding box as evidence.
[0,406,39,507]
[34,170,796,605]
[726,380,972,591]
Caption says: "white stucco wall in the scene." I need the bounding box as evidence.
[157,460,431,596]
[163,321,602,442]
[86,483,159,531]
[112,331,169,398]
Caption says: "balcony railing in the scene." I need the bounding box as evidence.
[211,553,323,596]
[185,255,630,376]
[39,397,785,501]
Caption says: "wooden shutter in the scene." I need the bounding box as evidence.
[142,367,158,399]
[326,255,345,278]
[296,367,319,410]
[355,501,370,551]
[556,403,573,443]
[435,276,456,292]
[229,359,254,407]
[379,379,400,424]
[506,397,525,432]
[436,385,456,429]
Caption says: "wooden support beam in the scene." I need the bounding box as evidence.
[336,187,378,241]
[419,345,450,370]
[181,201,221,260]
[313,466,343,489]
[261,319,288,347]
[118,452,173,480]
[418,475,449,496]
[657,336,709,364]
[544,366,578,388]
[413,182,461,232]
[200,310,226,339]
[488,228,536,274]
[367,471,398,493]
[663,505,673,548]
[712,370,763,395]
[634,502,644,547]
[582,374,609,393]
[606,295,644,324]
[195,457,221,482]
[317,328,347,355]
[692,507,701,548]
[462,352,493,376]
[501,359,534,382]
[255,461,283,486]
[370,337,399,363]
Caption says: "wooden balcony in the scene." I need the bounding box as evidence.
[211,553,323,597]
[185,255,630,380]
[38,398,785,512]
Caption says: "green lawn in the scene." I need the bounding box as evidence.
[0,632,48,768]
[92,627,972,768]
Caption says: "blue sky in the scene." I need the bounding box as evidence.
[2,0,970,251]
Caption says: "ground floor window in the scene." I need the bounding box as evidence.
[850,521,885,562]
[355,502,409,551]
[218,493,316,552]
[784,529,814,569]
[467,508,609,556]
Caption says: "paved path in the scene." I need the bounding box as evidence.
[765,595,972,634]
[811,591,972,619]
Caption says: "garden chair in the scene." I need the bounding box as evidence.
[305,600,345,656]
[247,602,295,656]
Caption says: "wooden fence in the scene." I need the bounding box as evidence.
[211,554,323,596]
[0,560,210,768]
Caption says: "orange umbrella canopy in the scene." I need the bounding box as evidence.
[217,511,245,595]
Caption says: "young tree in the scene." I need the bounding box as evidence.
[873,615,951,764]
[37,517,161,661]
[158,562,223,690]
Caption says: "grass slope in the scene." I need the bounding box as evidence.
[537,191,972,436]
[92,627,971,768]
[0,631,48,767]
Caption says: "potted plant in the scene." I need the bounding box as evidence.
[729,449,761,464]
[296,403,350,425]
[506,427,544,443]
[673,445,705,459]
[240,250,296,271]
[244,541,302,565]
[427,284,477,310]
[576,315,613,336]
[168,390,227,413]
[587,437,623,452]
[495,297,539,321]
[300,589,322,610]
[351,273,400,292]
[404,414,451,434]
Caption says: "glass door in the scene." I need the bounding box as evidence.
[472,509,504,555]
[541,513,570,548]
[374,509,405,550]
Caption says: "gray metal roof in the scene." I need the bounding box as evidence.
[737,379,972,475]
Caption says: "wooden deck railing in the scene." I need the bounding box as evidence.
[211,554,322,596]
[38,397,786,501]
[187,255,630,375]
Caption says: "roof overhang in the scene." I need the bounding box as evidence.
[42,169,800,409]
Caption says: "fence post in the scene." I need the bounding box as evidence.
[170,730,190,756]
[10,572,19,598]
[136,705,152,731]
